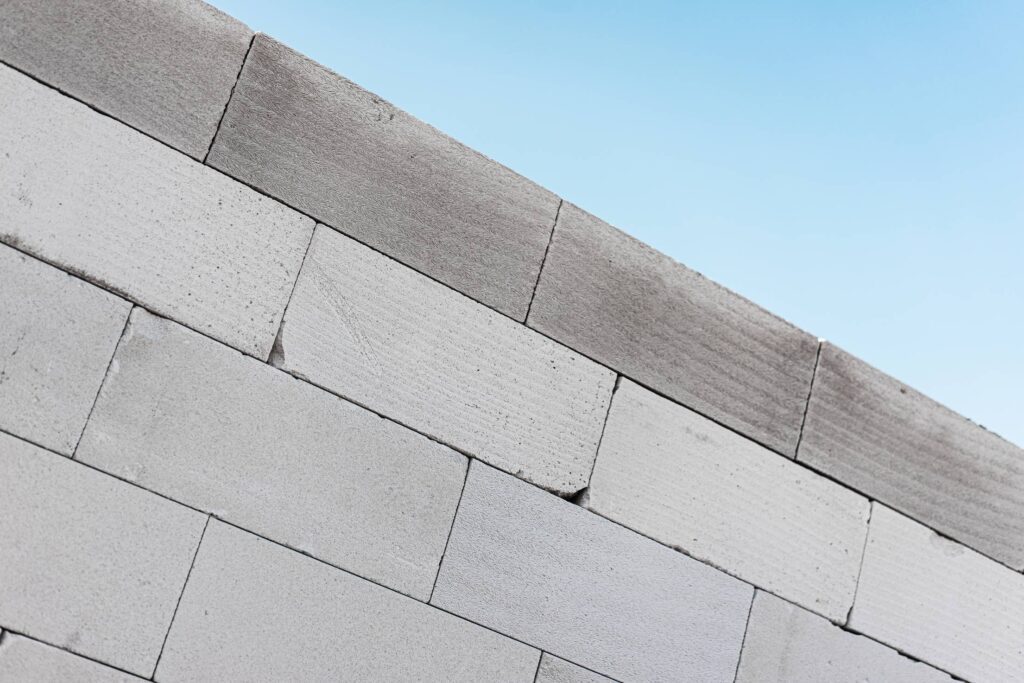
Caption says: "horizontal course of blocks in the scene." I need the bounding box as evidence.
[1,1,1021,681]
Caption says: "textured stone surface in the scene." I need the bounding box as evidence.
[535,655,614,683]
[849,504,1024,683]
[78,309,467,600]
[0,63,314,359]
[0,0,252,158]
[527,202,818,456]
[431,462,753,682]
[274,226,615,495]
[799,342,1024,569]
[0,245,130,455]
[156,521,539,682]
[585,379,869,622]
[207,35,559,319]
[0,431,206,677]
[736,591,953,683]
[0,634,144,683]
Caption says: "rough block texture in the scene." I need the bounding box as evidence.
[156,520,540,682]
[735,591,953,683]
[0,63,314,359]
[535,655,614,683]
[431,462,754,682]
[207,35,559,319]
[77,309,467,600]
[0,244,130,455]
[799,342,1024,569]
[585,379,869,621]
[0,0,252,158]
[849,504,1024,683]
[0,431,206,677]
[527,202,819,456]
[274,226,615,495]
[0,634,144,683]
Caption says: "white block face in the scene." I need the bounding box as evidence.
[849,504,1024,683]
[0,635,144,683]
[0,245,130,454]
[155,521,540,682]
[0,63,314,359]
[431,462,754,683]
[273,226,616,495]
[586,379,869,621]
[77,309,467,600]
[0,432,206,676]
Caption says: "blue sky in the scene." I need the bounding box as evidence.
[209,0,1023,446]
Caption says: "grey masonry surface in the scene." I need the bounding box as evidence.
[208,34,560,320]
[0,0,251,159]
[431,462,754,682]
[535,655,616,683]
[156,520,541,682]
[274,225,615,495]
[527,202,819,457]
[0,63,315,359]
[799,342,1024,570]
[77,309,468,601]
[0,243,130,455]
[0,431,206,677]
[585,379,869,622]
[0,634,144,683]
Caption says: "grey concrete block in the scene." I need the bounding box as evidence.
[527,203,818,456]
[0,245,130,455]
[431,462,753,682]
[0,64,314,359]
[848,504,1024,683]
[207,34,559,319]
[585,379,869,622]
[535,655,614,683]
[735,591,953,683]
[274,226,615,495]
[799,342,1024,569]
[78,309,467,600]
[0,431,206,677]
[155,520,540,682]
[0,0,252,159]
[0,634,144,683]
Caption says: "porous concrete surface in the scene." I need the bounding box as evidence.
[735,591,953,683]
[0,634,144,683]
[0,431,206,677]
[431,462,754,682]
[0,63,314,359]
[77,309,467,600]
[0,0,252,158]
[274,226,615,495]
[155,520,540,682]
[849,504,1024,683]
[585,379,869,622]
[535,654,615,683]
[799,342,1024,569]
[207,34,559,320]
[527,202,819,457]
[0,243,130,455]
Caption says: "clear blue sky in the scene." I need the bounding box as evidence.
[209,0,1023,446]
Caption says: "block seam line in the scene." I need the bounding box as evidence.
[530,650,544,683]
[844,501,874,626]
[730,590,758,683]
[0,629,144,681]
[267,220,318,363]
[575,373,622,501]
[427,458,472,604]
[151,514,212,679]
[793,338,823,459]
[202,32,256,164]
[523,198,563,324]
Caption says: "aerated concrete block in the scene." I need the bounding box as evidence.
[0,63,314,359]
[0,0,252,158]
[273,226,615,495]
[535,655,615,683]
[527,202,818,456]
[0,245,130,455]
[155,521,540,682]
[431,462,754,682]
[78,309,467,600]
[0,635,144,683]
[585,379,869,622]
[799,342,1024,569]
[207,34,559,319]
[0,431,206,677]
